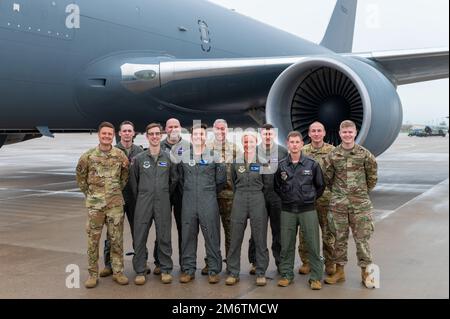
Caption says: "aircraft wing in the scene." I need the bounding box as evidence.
[347,47,449,85]
[121,47,449,93]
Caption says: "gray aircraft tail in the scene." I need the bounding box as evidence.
[320,0,358,53]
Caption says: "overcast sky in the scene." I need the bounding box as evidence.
[208,0,449,125]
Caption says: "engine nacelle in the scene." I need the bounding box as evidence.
[266,55,403,156]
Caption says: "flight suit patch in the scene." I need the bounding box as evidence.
[158,161,168,167]
[143,161,151,169]
[302,170,312,176]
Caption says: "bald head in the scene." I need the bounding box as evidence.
[166,118,180,129]
[165,118,181,143]
[309,121,325,132]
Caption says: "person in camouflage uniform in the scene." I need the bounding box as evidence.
[297,122,336,276]
[203,119,241,275]
[76,122,130,288]
[101,121,143,278]
[323,120,378,288]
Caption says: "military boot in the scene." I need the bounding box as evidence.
[134,274,146,286]
[161,273,173,284]
[256,276,267,286]
[99,267,113,277]
[208,274,220,284]
[180,272,195,283]
[361,267,375,288]
[324,264,345,284]
[277,277,292,287]
[84,276,98,289]
[309,280,322,290]
[361,267,368,283]
[298,263,311,275]
[113,273,129,285]
[325,263,336,276]
[225,276,239,286]
[153,265,161,276]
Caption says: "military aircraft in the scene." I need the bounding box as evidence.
[0,0,448,155]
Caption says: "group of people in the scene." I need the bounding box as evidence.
[75,117,378,290]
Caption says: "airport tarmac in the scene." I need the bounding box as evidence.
[0,133,448,299]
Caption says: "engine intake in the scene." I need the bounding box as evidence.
[266,56,403,156]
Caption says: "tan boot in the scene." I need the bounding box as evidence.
[153,266,161,276]
[179,272,195,283]
[277,277,292,287]
[325,263,336,276]
[225,276,239,286]
[113,273,129,285]
[298,263,311,275]
[361,267,376,288]
[134,275,146,285]
[256,276,267,286]
[99,267,113,278]
[208,274,220,284]
[361,267,368,284]
[161,273,173,284]
[309,280,322,290]
[324,264,345,284]
[84,276,98,289]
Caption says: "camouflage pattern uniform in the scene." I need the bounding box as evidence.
[298,143,335,267]
[207,140,242,257]
[323,144,378,268]
[76,146,129,278]
[103,142,143,269]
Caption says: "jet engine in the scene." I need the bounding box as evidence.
[266,56,403,156]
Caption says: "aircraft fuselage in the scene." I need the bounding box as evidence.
[0,0,331,131]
